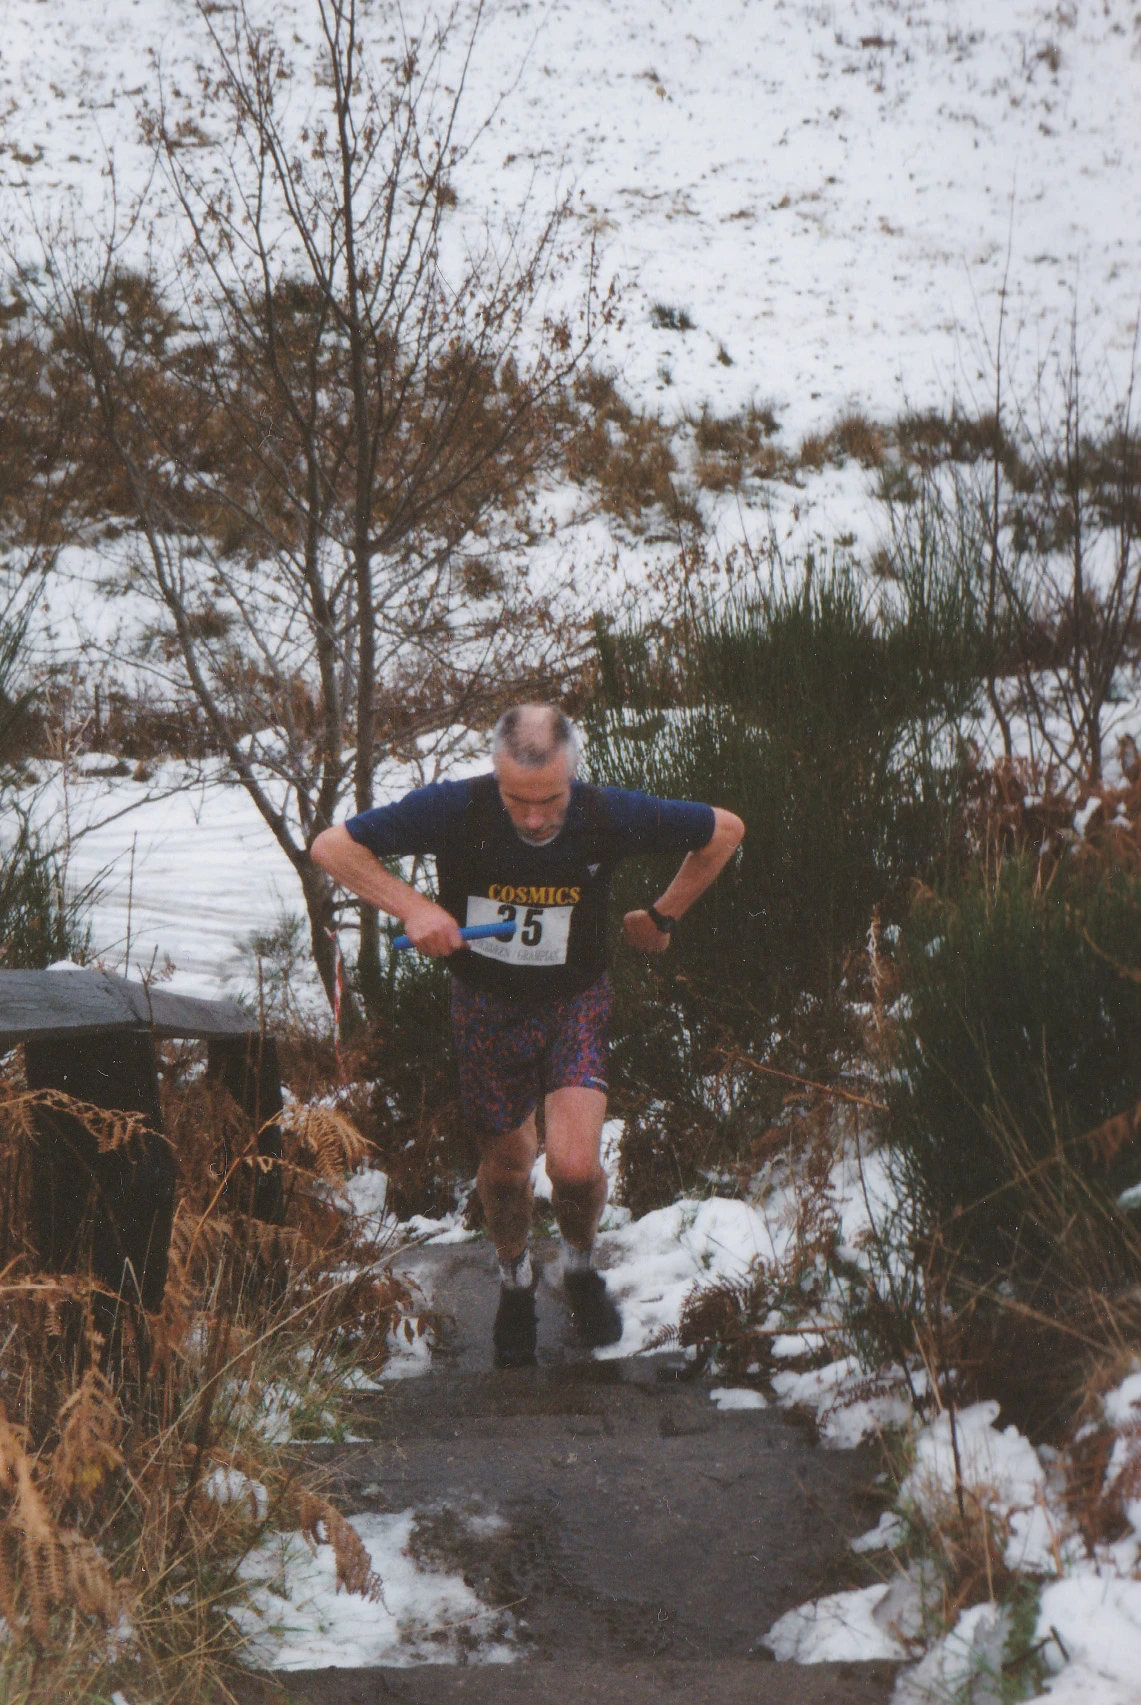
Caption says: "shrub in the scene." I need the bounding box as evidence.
[0,616,94,969]
[588,558,982,1022]
[0,822,93,969]
[649,302,694,332]
[691,404,790,490]
[889,859,1141,1303]
[355,941,473,1219]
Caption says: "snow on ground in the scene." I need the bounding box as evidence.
[766,1368,1141,1703]
[709,1386,767,1411]
[3,0,1138,439]
[891,1600,1015,1704]
[234,1510,517,1669]
[900,1398,1074,1576]
[593,1193,773,1357]
[22,761,308,999]
[1029,1575,1141,1704]
[16,734,491,1001]
[765,1582,909,1664]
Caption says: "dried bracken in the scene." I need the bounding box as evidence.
[0,1040,410,1696]
[0,1409,119,1639]
[0,1083,156,1156]
[52,1368,125,1504]
[296,1489,383,1601]
[278,1104,372,1179]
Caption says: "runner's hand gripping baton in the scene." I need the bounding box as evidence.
[392,921,517,952]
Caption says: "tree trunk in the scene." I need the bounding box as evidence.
[298,855,364,1036]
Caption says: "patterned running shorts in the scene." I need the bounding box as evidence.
[450,975,612,1139]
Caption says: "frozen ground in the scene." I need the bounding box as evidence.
[246,1130,1141,1697]
[766,1384,1141,1705]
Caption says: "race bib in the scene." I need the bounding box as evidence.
[465,895,573,967]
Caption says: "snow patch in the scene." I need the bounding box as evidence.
[201,1468,268,1520]
[764,1583,908,1664]
[893,1602,1009,1705]
[1032,1575,1141,1698]
[234,1510,517,1669]
[709,1386,766,1411]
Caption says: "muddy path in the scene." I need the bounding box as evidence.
[235,1239,900,1704]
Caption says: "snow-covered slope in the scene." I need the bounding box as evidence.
[2,0,1138,436]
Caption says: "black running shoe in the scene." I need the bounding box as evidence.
[493,1285,537,1368]
[565,1269,623,1349]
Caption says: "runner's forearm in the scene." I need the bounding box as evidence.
[654,808,744,920]
[310,825,438,923]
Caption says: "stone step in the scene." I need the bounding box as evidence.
[237,1657,900,1705]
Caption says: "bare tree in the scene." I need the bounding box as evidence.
[898,312,1141,790]
[1018,325,1141,783]
[28,0,599,1020]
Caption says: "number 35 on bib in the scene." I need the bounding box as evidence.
[465,895,572,967]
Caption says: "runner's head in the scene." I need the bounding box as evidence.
[491,704,579,845]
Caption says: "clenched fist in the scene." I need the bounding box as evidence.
[622,909,672,953]
[402,902,466,957]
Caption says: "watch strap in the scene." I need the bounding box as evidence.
[646,903,677,936]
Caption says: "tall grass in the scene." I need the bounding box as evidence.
[0,1054,408,1701]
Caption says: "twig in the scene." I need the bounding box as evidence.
[430,1594,527,1633]
[1079,926,1141,984]
[124,829,137,975]
[722,1048,888,1113]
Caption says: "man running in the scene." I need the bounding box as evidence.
[311,705,744,1368]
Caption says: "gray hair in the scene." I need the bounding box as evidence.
[491,703,580,774]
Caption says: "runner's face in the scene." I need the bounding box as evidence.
[495,752,574,845]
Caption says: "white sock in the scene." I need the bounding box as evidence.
[562,1239,593,1276]
[499,1248,533,1290]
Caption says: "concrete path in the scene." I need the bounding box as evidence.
[235,1239,899,1705]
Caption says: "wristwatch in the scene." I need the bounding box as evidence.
[646,903,677,937]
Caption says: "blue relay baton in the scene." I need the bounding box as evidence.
[392,920,517,952]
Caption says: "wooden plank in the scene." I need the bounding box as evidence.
[105,971,253,1040]
[0,968,252,1047]
[0,969,137,1046]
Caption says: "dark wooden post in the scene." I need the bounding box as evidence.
[206,1033,285,1225]
[24,1030,177,1312]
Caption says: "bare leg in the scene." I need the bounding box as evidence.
[544,1086,608,1251]
[477,1115,538,1260]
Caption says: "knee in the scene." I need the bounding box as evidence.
[547,1156,605,1198]
[479,1151,533,1195]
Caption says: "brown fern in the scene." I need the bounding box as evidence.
[0,1085,157,1156]
[0,1409,118,1638]
[52,1368,125,1505]
[296,1489,382,1600]
[1080,1100,1141,1169]
[279,1105,371,1179]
